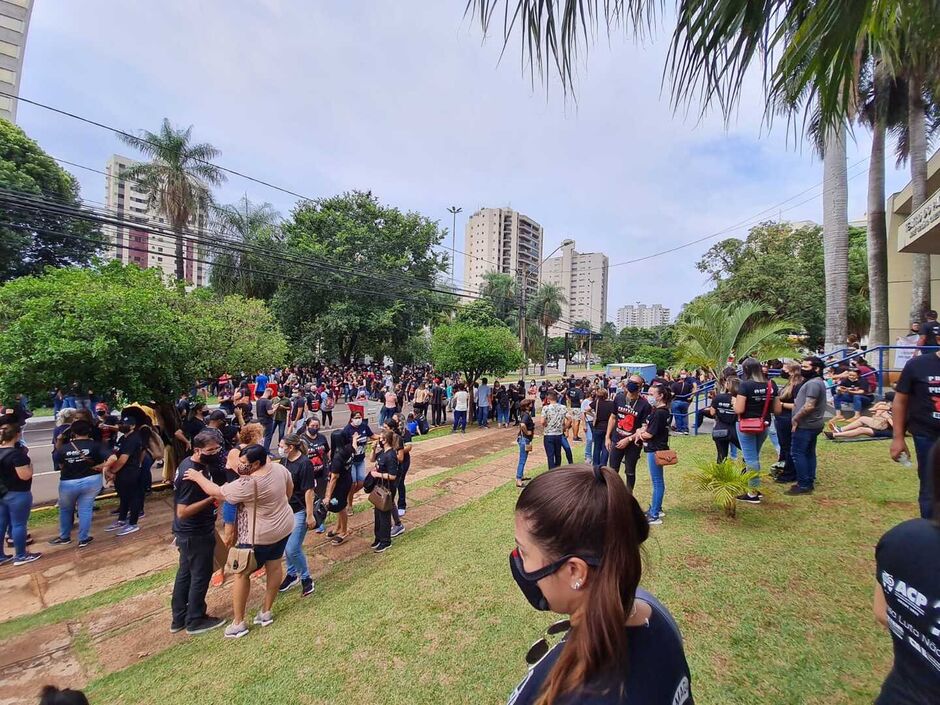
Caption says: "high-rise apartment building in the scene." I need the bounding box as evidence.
[616,303,671,330]
[540,240,608,336]
[463,207,543,300]
[104,154,208,286]
[0,0,33,122]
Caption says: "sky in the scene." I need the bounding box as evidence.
[16,0,916,320]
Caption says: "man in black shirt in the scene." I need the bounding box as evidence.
[430,381,446,426]
[606,376,652,490]
[892,350,940,519]
[256,388,276,451]
[171,431,226,635]
[919,310,940,348]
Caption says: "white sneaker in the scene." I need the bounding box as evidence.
[253,611,274,627]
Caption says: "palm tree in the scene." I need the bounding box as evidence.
[480,271,518,326]
[675,301,796,375]
[120,119,226,283]
[209,196,282,300]
[530,283,566,372]
[821,123,849,352]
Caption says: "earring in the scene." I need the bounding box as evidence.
[573,580,582,591]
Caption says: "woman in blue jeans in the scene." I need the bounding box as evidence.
[49,420,107,548]
[639,384,672,525]
[278,435,316,597]
[733,357,783,504]
[0,416,41,566]
[515,400,535,487]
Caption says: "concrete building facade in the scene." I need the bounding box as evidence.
[104,154,208,286]
[616,303,671,330]
[540,239,608,335]
[463,207,543,300]
[0,0,33,122]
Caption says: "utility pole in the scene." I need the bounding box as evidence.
[588,278,595,371]
[447,206,462,289]
[519,264,528,377]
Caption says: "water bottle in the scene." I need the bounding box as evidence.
[897,451,913,468]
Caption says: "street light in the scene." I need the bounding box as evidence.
[447,206,462,288]
[587,278,595,371]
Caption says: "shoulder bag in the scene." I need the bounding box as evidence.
[225,479,258,575]
[654,449,678,467]
[368,464,395,512]
[738,382,772,435]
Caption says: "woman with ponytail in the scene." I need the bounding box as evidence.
[507,465,693,705]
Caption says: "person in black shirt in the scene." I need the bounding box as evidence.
[369,429,400,553]
[733,358,782,504]
[605,376,652,490]
[670,371,697,434]
[171,431,226,635]
[590,388,615,470]
[388,414,413,533]
[177,401,208,455]
[256,388,276,451]
[279,434,316,597]
[705,376,742,463]
[104,407,153,536]
[324,430,354,545]
[430,381,447,426]
[0,412,40,566]
[892,349,940,519]
[516,399,536,488]
[918,309,940,348]
[507,465,693,705]
[509,380,524,426]
[639,384,672,526]
[873,444,940,704]
[50,420,107,547]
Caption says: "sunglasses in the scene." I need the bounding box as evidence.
[525,619,571,665]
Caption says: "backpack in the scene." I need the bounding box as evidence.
[418,416,430,435]
[143,426,165,461]
[0,446,13,499]
[324,395,334,411]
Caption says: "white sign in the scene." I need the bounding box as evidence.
[900,189,940,252]
[894,335,919,368]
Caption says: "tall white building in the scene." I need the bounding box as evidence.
[0,0,33,122]
[616,303,670,330]
[540,240,608,336]
[104,154,209,286]
[463,207,543,300]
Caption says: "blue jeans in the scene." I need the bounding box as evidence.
[261,422,275,451]
[646,452,665,517]
[736,423,768,490]
[671,400,690,432]
[913,434,938,520]
[274,419,286,442]
[285,510,310,580]
[834,393,865,413]
[543,435,563,469]
[768,419,781,453]
[477,405,490,427]
[584,427,593,462]
[452,410,467,431]
[497,407,509,425]
[591,427,609,468]
[58,474,102,541]
[516,436,531,480]
[791,427,821,489]
[0,490,32,559]
[560,435,573,464]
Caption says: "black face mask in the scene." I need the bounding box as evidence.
[779,372,790,380]
[626,381,641,394]
[509,549,600,611]
[802,368,819,379]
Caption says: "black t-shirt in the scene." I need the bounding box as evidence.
[644,407,671,452]
[496,388,510,409]
[738,380,778,419]
[303,432,330,480]
[567,388,583,408]
[921,320,940,347]
[431,385,446,404]
[896,353,940,438]
[172,457,217,536]
[256,397,273,426]
[290,397,306,421]
[519,412,535,439]
[671,378,695,401]
[398,428,413,473]
[283,455,316,513]
[710,393,737,429]
[506,589,693,705]
[593,400,616,431]
[181,417,205,443]
[55,438,108,481]
[116,430,146,476]
[612,393,652,439]
[0,446,31,492]
[343,423,374,460]
[376,448,400,483]
[875,519,940,705]
[327,447,354,512]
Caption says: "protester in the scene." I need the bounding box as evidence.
[103,406,153,536]
[0,410,39,566]
[451,383,469,433]
[369,429,400,553]
[324,429,354,545]
[918,309,940,348]
[170,431,227,635]
[278,434,316,597]
[891,345,940,519]
[185,444,293,638]
[343,410,374,517]
[49,419,107,548]
[772,361,803,484]
[733,357,782,504]
[540,390,567,470]
[706,376,740,463]
[515,399,536,488]
[565,381,583,442]
[38,686,90,705]
[496,382,511,428]
[507,465,693,705]
[476,377,492,428]
[873,444,940,704]
[605,376,652,490]
[430,379,447,426]
[670,370,697,435]
[389,413,412,526]
[832,369,873,420]
[589,388,614,470]
[581,391,596,463]
[788,356,828,496]
[300,417,329,531]
[638,383,672,526]
[256,388,277,451]
[320,387,335,428]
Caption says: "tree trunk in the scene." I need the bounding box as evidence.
[543,324,549,372]
[867,80,889,347]
[174,224,185,282]
[909,77,931,323]
[823,123,849,352]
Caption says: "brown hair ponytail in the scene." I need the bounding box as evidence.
[516,465,648,705]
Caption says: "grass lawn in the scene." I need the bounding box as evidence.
[85,434,911,705]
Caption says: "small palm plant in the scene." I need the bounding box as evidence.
[690,459,760,518]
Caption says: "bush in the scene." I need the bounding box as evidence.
[690,458,760,517]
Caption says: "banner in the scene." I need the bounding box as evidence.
[894,336,919,369]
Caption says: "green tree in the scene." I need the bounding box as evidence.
[530,283,567,371]
[430,322,525,388]
[0,262,287,402]
[479,272,518,326]
[0,119,103,281]
[634,344,677,371]
[209,196,282,300]
[675,301,796,375]
[276,191,448,363]
[455,298,508,328]
[120,118,226,283]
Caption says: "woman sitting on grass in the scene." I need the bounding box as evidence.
[825,393,894,441]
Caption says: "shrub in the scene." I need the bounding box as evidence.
[690,458,760,517]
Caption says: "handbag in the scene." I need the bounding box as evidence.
[225,479,258,575]
[368,479,395,512]
[654,449,678,466]
[738,382,772,435]
[711,428,730,440]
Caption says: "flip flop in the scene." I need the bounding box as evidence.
[331,536,346,545]
[327,530,337,538]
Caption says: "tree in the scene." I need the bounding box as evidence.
[276,191,448,363]
[0,261,287,402]
[675,301,796,375]
[822,123,849,352]
[120,118,226,283]
[0,119,104,281]
[530,283,567,371]
[430,322,525,388]
[479,272,518,326]
[209,196,282,300]
[455,298,508,328]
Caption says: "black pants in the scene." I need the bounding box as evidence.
[714,434,741,463]
[431,403,445,425]
[414,402,428,418]
[115,468,144,524]
[171,532,215,627]
[321,409,333,426]
[374,487,398,544]
[396,461,410,514]
[608,442,642,491]
[774,415,796,478]
[509,403,519,425]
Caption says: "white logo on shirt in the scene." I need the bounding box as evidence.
[883,571,929,616]
[672,676,691,705]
